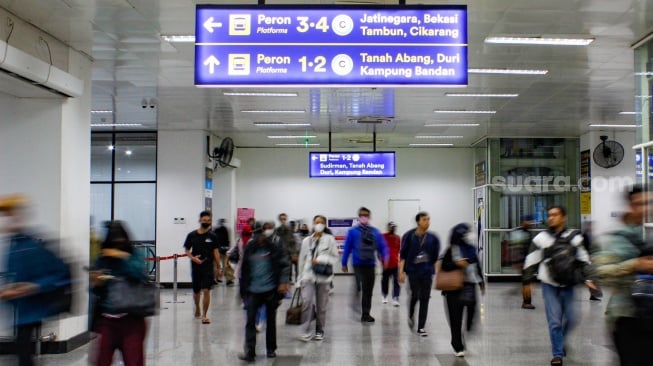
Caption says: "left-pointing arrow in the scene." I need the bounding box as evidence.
[204,56,220,74]
[204,17,223,33]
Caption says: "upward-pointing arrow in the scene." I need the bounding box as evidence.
[204,56,220,74]
[204,17,223,33]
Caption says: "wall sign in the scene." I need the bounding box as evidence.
[309,152,395,178]
[195,5,467,86]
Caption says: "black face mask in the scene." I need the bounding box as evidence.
[201,223,211,229]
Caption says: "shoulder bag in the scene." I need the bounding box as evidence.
[285,287,302,325]
[311,238,333,276]
[103,276,157,317]
[434,260,465,291]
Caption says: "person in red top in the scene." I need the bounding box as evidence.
[241,217,255,247]
[381,222,401,306]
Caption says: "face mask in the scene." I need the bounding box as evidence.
[300,229,309,235]
[358,216,369,225]
[314,223,325,233]
[201,223,211,229]
[263,229,274,237]
[464,231,476,245]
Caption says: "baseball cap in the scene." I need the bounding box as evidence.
[388,221,397,227]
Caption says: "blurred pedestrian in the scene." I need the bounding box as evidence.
[213,218,235,286]
[382,221,401,307]
[276,213,298,284]
[505,215,536,309]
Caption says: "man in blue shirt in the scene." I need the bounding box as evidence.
[398,212,440,337]
[341,207,389,323]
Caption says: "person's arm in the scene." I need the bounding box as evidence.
[213,248,223,277]
[399,231,410,283]
[276,242,291,293]
[184,234,202,265]
[326,235,340,266]
[451,244,469,268]
[376,230,389,265]
[592,233,642,285]
[522,236,542,283]
[297,237,309,282]
[341,230,354,272]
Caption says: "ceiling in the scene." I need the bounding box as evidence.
[0,0,651,149]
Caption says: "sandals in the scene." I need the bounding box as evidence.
[550,356,563,366]
[201,318,211,324]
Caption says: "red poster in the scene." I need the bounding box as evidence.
[236,208,255,234]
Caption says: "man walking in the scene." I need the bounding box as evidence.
[398,212,440,336]
[341,207,388,323]
[382,222,401,307]
[523,205,596,366]
[276,213,298,283]
[213,218,235,286]
[184,211,221,324]
[506,215,536,309]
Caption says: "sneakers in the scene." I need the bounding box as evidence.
[550,356,563,365]
[237,353,255,362]
[417,328,428,337]
[361,314,375,322]
[407,316,415,330]
[454,351,465,357]
[314,332,324,341]
[255,322,264,333]
[266,351,276,358]
[382,296,388,304]
[589,296,601,301]
[392,297,400,307]
[521,303,536,310]
[226,280,235,287]
[299,333,313,342]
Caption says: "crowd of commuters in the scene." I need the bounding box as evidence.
[4,190,653,366]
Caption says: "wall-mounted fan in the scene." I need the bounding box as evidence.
[593,135,624,168]
[209,137,234,168]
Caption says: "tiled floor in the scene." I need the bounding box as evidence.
[0,277,619,365]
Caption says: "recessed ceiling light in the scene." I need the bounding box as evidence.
[618,111,640,115]
[107,145,114,151]
[268,135,316,139]
[242,110,305,113]
[415,135,463,139]
[434,110,496,114]
[160,35,195,43]
[424,123,480,127]
[276,143,320,146]
[90,123,143,127]
[468,68,548,75]
[409,143,454,147]
[445,93,518,98]
[485,36,594,46]
[224,92,298,97]
[125,150,132,155]
[588,124,637,128]
[254,122,311,127]
[91,110,113,114]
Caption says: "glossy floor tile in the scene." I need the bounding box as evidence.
[0,278,619,365]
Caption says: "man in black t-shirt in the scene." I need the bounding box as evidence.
[184,211,221,324]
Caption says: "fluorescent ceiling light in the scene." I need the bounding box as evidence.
[91,110,113,114]
[242,110,305,113]
[268,135,316,139]
[276,143,320,146]
[161,35,195,43]
[618,111,640,115]
[485,36,594,46]
[468,68,548,75]
[635,72,653,76]
[107,145,114,150]
[410,143,454,147]
[589,124,637,128]
[415,135,463,139]
[446,93,518,98]
[125,150,132,156]
[424,123,480,127]
[434,110,496,114]
[254,122,311,127]
[90,123,143,127]
[224,92,298,97]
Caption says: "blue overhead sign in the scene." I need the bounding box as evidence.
[309,152,396,178]
[195,5,467,87]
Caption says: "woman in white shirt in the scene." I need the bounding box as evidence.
[297,215,339,341]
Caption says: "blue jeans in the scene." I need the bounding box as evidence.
[541,283,576,358]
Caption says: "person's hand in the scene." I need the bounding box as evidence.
[217,267,223,277]
[312,258,318,266]
[0,282,38,300]
[398,272,405,284]
[342,266,348,273]
[191,256,203,265]
[636,256,653,274]
[585,280,598,290]
[101,248,130,259]
[277,283,289,294]
[479,283,486,296]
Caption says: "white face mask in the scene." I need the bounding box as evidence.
[464,231,476,245]
[263,229,274,237]
[314,223,325,233]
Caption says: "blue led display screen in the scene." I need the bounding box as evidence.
[309,152,396,178]
[195,5,467,87]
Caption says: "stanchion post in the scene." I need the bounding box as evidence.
[173,253,178,302]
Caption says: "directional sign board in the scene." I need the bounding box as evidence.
[195,5,467,87]
[309,152,396,178]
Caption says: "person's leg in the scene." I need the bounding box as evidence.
[391,267,401,299]
[264,291,279,354]
[408,275,420,321]
[119,316,146,366]
[300,280,317,336]
[202,288,211,320]
[192,273,201,317]
[560,286,576,341]
[315,282,330,334]
[359,266,375,318]
[16,322,39,366]
[417,276,432,330]
[381,268,390,298]
[541,283,564,358]
[445,292,465,352]
[95,317,118,366]
[244,292,263,356]
[224,257,235,283]
[613,317,640,366]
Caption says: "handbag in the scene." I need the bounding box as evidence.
[285,287,302,325]
[312,263,333,276]
[103,276,157,317]
[434,261,464,291]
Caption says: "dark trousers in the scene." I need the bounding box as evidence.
[16,322,39,366]
[354,265,376,317]
[381,267,400,298]
[408,275,432,329]
[444,286,476,353]
[244,290,279,356]
[614,317,653,366]
[95,316,146,366]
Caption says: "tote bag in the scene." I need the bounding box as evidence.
[434,261,464,291]
[285,287,302,325]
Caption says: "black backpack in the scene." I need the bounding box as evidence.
[544,230,584,286]
[357,226,376,262]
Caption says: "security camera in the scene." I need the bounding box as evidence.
[141,98,148,109]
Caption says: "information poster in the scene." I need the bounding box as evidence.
[237,208,255,234]
[204,167,213,212]
[195,5,467,86]
[580,149,591,192]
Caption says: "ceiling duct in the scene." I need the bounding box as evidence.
[0,39,84,98]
